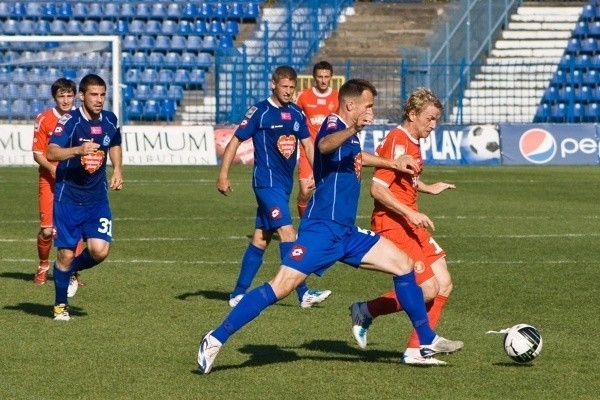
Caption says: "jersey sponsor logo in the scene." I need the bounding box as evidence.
[277,135,297,159]
[393,145,406,159]
[270,206,282,220]
[290,244,307,261]
[240,118,249,127]
[317,98,326,105]
[58,113,72,125]
[270,124,283,129]
[414,260,426,274]
[354,152,363,180]
[91,126,103,135]
[281,112,291,121]
[81,150,105,174]
[245,106,258,118]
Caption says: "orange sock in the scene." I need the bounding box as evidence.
[75,239,84,257]
[406,294,448,348]
[297,201,308,218]
[37,235,52,266]
[365,290,402,317]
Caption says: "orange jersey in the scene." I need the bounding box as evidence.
[32,108,61,179]
[295,87,339,139]
[371,126,424,232]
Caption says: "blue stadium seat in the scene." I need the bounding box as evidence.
[162,20,178,35]
[581,4,599,20]
[26,2,43,18]
[44,68,62,85]
[159,99,177,121]
[6,83,20,99]
[542,85,560,104]
[181,52,196,67]
[29,68,46,84]
[229,3,245,20]
[182,3,198,19]
[533,103,551,123]
[592,53,600,69]
[574,54,591,70]
[3,19,19,35]
[121,51,133,66]
[30,98,45,116]
[581,37,598,53]
[12,99,31,118]
[115,20,129,34]
[0,3,10,18]
[199,3,215,19]
[0,99,9,118]
[560,85,575,102]
[245,3,260,19]
[167,85,184,102]
[186,36,204,51]
[43,3,58,18]
[177,20,193,35]
[165,52,182,66]
[140,69,158,84]
[170,36,187,51]
[220,35,234,48]
[202,36,218,51]
[99,20,114,34]
[209,20,224,35]
[584,103,600,121]
[56,1,73,19]
[174,69,191,85]
[18,19,36,34]
[151,3,167,19]
[129,19,146,34]
[136,3,152,19]
[148,52,165,66]
[154,35,171,51]
[576,85,593,102]
[167,4,181,18]
[82,20,99,34]
[121,3,136,19]
[573,21,588,38]
[72,3,88,19]
[158,69,174,84]
[197,53,213,68]
[152,85,169,101]
[225,21,240,36]
[132,51,147,66]
[566,38,581,54]
[189,69,206,87]
[146,20,162,35]
[215,3,229,19]
[550,70,567,86]
[584,69,599,86]
[126,99,143,119]
[22,83,37,100]
[551,102,567,122]
[142,99,161,118]
[135,84,152,101]
[122,35,137,51]
[122,85,135,102]
[125,68,141,84]
[104,3,120,19]
[589,21,600,37]
[139,36,156,51]
[11,2,27,18]
[88,3,104,20]
[571,102,585,122]
[194,21,208,35]
[568,69,584,86]
[66,20,83,34]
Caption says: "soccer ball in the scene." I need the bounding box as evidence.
[462,125,500,161]
[504,324,543,363]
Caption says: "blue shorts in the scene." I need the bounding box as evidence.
[253,187,293,231]
[282,219,381,276]
[53,201,113,248]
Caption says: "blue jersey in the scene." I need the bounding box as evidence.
[235,98,310,193]
[50,107,122,205]
[306,114,363,227]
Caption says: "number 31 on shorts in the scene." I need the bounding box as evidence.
[98,217,113,237]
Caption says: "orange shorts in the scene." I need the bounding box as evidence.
[379,226,445,285]
[38,175,54,228]
[297,148,312,181]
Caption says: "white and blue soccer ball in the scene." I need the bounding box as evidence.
[504,324,543,363]
[462,125,500,162]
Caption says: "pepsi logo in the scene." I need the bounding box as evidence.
[519,129,556,164]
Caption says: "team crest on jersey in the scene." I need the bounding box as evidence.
[277,135,297,159]
[81,150,105,174]
[270,206,282,220]
[290,244,307,261]
[293,121,300,132]
[326,115,338,129]
[354,152,363,180]
[58,113,72,125]
[245,106,258,118]
[393,145,406,159]
[414,260,426,274]
[102,135,111,146]
[281,112,291,121]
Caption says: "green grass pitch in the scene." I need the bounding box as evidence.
[1,165,599,399]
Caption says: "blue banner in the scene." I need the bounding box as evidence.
[500,124,599,165]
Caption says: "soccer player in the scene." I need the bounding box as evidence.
[198,79,463,374]
[295,61,339,217]
[32,78,84,286]
[350,87,458,365]
[46,74,123,321]
[217,65,331,309]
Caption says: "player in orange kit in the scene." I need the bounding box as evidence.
[349,87,460,365]
[295,61,339,217]
[32,78,83,286]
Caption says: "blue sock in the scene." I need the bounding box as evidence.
[232,243,265,297]
[393,272,436,345]
[53,262,71,305]
[212,283,278,344]
[71,248,99,273]
[278,242,308,301]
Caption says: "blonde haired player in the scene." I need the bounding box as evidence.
[295,61,339,217]
[350,87,460,365]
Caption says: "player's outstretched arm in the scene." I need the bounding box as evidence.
[216,136,242,195]
[362,153,419,176]
[418,181,455,195]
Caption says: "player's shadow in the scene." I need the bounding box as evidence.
[176,290,229,301]
[492,362,535,368]
[3,302,87,318]
[0,272,34,282]
[299,339,399,361]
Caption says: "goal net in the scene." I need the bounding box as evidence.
[0,35,121,123]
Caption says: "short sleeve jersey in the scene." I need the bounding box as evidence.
[371,126,423,231]
[305,114,363,227]
[32,108,61,179]
[234,98,310,193]
[50,107,122,205]
[295,87,339,140]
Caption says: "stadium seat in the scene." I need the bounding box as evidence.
[589,21,600,38]
[151,3,167,19]
[167,85,184,102]
[550,102,567,122]
[99,20,114,34]
[104,3,120,18]
[170,36,187,52]
[174,69,191,85]
[189,69,206,87]
[199,3,215,19]
[167,4,181,18]
[558,54,574,71]
[18,19,36,34]
[209,20,224,35]
[165,52,182,66]
[533,103,551,123]
[581,37,598,54]
[0,3,10,18]
[125,68,141,84]
[26,2,43,18]
[135,3,152,19]
[229,3,244,20]
[66,20,83,34]
[566,38,581,54]
[225,21,240,36]
[22,84,37,100]
[574,54,591,70]
[11,1,27,18]
[0,99,9,118]
[571,102,585,122]
[181,52,196,67]
[49,20,67,35]
[154,35,171,52]
[542,85,560,104]
[122,35,137,51]
[151,85,169,101]
[135,84,152,100]
[82,20,99,35]
[139,36,156,51]
[115,20,129,34]
[131,51,147,66]
[215,3,229,19]
[29,68,46,84]
[146,20,162,35]
[72,3,88,19]
[158,69,174,84]
[30,98,45,116]
[126,99,143,119]
[568,69,584,86]
[142,99,161,119]
[140,69,158,84]
[12,99,31,118]
[186,36,204,51]
[159,99,177,121]
[550,70,567,86]
[182,3,198,19]
[177,20,193,35]
[148,52,166,66]
[121,3,136,18]
[559,86,575,102]
[89,3,105,20]
[122,85,135,102]
[584,103,600,121]
[576,85,593,102]
[43,3,58,18]
[202,36,218,51]
[162,20,178,35]
[573,21,588,38]
[129,19,146,35]
[583,69,599,86]
[194,21,208,35]
[6,83,20,99]
[2,19,19,34]
[44,68,62,85]
[220,35,234,49]
[197,53,213,68]
[245,3,260,19]
[581,4,599,20]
